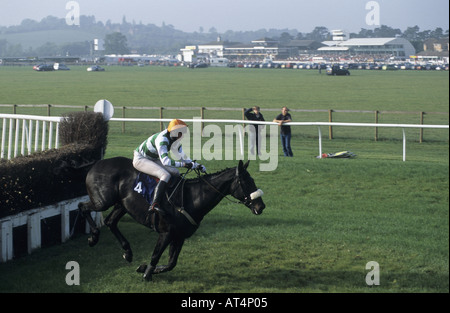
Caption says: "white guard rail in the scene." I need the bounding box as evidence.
[0,113,448,161]
[1,114,61,159]
[110,118,449,162]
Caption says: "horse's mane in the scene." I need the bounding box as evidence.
[185,166,235,184]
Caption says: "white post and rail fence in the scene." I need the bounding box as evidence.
[1,104,448,142]
[1,112,448,162]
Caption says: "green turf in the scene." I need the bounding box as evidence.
[0,66,448,111]
[0,65,448,293]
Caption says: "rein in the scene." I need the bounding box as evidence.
[166,166,262,227]
[193,168,261,207]
[192,168,243,205]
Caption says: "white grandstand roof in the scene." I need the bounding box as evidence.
[344,38,407,46]
[318,37,416,55]
[317,46,349,51]
[323,38,410,47]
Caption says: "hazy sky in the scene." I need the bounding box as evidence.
[1,0,448,33]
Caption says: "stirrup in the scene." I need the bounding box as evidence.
[150,203,166,216]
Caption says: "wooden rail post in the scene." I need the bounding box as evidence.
[27,212,41,254]
[159,107,163,131]
[201,107,205,133]
[328,109,333,140]
[374,110,379,142]
[122,106,126,134]
[419,111,424,143]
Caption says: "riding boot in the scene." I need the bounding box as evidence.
[150,180,168,215]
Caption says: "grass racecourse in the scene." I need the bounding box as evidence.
[0,66,448,294]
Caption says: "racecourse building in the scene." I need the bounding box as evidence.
[180,35,416,62]
[319,37,416,57]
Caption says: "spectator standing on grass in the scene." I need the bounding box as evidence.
[273,106,293,157]
[244,106,265,155]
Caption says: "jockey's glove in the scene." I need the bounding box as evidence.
[185,161,200,169]
[185,162,206,173]
[199,164,207,173]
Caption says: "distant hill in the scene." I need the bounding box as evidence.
[0,29,104,50]
[0,15,299,56]
[1,15,447,57]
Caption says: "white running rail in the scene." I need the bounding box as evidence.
[0,114,61,159]
[1,114,448,161]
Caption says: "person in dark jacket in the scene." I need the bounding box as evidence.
[244,106,265,155]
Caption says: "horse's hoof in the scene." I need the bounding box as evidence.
[136,264,147,273]
[143,273,153,282]
[88,236,99,247]
[123,250,133,263]
[143,266,154,281]
[88,230,100,247]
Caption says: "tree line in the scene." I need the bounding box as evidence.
[0,15,448,57]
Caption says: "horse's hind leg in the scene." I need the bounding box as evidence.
[104,205,133,262]
[78,200,106,247]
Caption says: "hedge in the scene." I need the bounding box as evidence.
[0,112,108,218]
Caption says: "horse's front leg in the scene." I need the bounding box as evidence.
[141,232,172,281]
[153,238,185,274]
[138,237,185,281]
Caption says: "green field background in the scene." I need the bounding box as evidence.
[0,66,448,293]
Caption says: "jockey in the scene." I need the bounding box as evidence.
[133,119,205,215]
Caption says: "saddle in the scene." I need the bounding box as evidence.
[133,173,184,232]
[133,173,182,206]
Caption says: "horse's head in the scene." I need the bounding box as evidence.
[232,160,265,215]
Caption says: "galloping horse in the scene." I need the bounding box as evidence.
[78,157,265,281]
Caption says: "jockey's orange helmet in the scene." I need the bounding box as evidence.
[168,119,188,133]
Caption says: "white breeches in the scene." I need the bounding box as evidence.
[133,151,180,183]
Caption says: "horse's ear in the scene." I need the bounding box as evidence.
[237,160,249,175]
[237,160,244,175]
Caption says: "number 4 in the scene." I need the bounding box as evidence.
[134,182,143,193]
